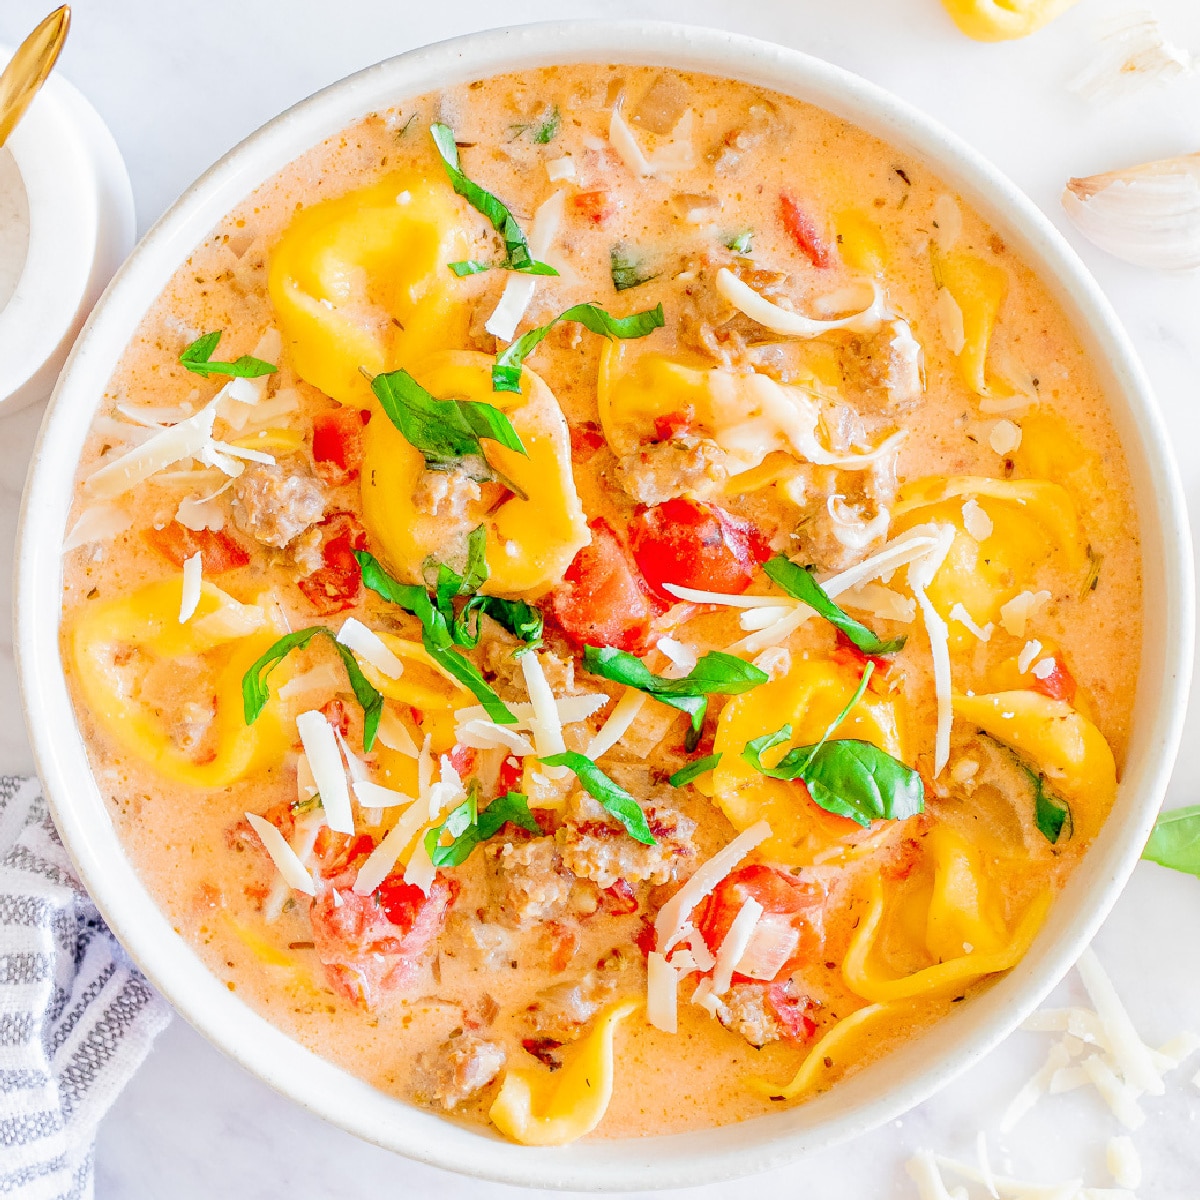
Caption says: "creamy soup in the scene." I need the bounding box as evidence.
[60,65,1140,1144]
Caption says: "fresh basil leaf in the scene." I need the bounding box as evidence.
[425,788,541,867]
[583,645,768,749]
[455,595,544,652]
[1143,804,1200,876]
[763,556,906,655]
[369,368,527,474]
[610,244,656,292]
[449,259,492,277]
[491,302,665,393]
[541,751,656,845]
[180,330,278,380]
[242,626,383,750]
[430,123,558,276]
[355,549,518,724]
[1023,766,1072,844]
[533,106,560,144]
[725,229,753,254]
[669,754,722,788]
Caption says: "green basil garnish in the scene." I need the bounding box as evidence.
[430,123,558,276]
[180,331,277,380]
[1143,805,1200,876]
[540,751,656,845]
[355,549,525,725]
[424,787,541,867]
[242,626,383,750]
[1029,768,1072,844]
[669,754,722,788]
[763,556,906,656]
[741,664,923,828]
[448,259,492,277]
[725,229,753,254]
[492,302,665,393]
[610,244,656,292]
[583,645,769,752]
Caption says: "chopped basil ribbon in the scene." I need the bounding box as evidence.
[449,259,491,277]
[725,229,753,254]
[179,331,278,380]
[242,627,383,750]
[1023,765,1072,845]
[540,751,656,845]
[492,302,665,393]
[582,645,768,752]
[610,244,656,291]
[532,106,560,144]
[763,556,906,656]
[669,754,722,788]
[356,548,532,725]
[741,664,924,828]
[430,123,558,276]
[1143,805,1200,876]
[424,786,540,867]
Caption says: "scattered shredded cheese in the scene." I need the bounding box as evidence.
[376,706,419,757]
[336,617,405,679]
[63,502,133,551]
[584,690,648,760]
[711,898,764,995]
[403,837,437,894]
[278,662,343,702]
[1106,1136,1140,1190]
[646,952,679,1034]
[245,812,316,896]
[1000,590,1052,638]
[839,582,917,624]
[716,267,889,338]
[657,636,698,678]
[353,813,422,896]
[936,288,966,355]
[1032,658,1056,681]
[520,651,569,772]
[545,155,576,183]
[751,646,792,680]
[178,553,202,623]
[1076,948,1164,1096]
[908,525,956,776]
[455,718,537,756]
[296,711,353,835]
[1017,640,1044,675]
[454,694,608,729]
[655,821,771,954]
[949,603,993,643]
[989,419,1023,456]
[485,188,566,341]
[351,780,418,809]
[961,498,994,542]
[734,913,800,981]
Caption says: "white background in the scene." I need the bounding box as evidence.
[2,1,1200,1196]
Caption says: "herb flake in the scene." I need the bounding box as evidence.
[610,244,656,292]
[541,751,656,845]
[180,331,277,380]
[1143,805,1200,876]
[424,788,540,867]
[669,754,722,788]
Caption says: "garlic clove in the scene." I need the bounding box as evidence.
[1068,10,1194,104]
[1062,153,1200,270]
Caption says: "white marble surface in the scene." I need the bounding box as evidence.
[3,0,1200,1194]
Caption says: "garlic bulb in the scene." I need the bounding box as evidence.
[1062,153,1200,270]
[1069,10,1193,104]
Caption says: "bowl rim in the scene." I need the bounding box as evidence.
[14,18,1194,1191]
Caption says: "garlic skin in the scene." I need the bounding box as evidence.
[1062,153,1200,271]
[1069,10,1194,104]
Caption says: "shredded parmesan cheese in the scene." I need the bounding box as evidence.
[1106,1136,1140,1190]
[1000,590,1052,639]
[520,651,569,772]
[545,155,576,183]
[245,813,315,896]
[908,525,956,776]
[296,711,353,835]
[278,662,342,702]
[485,189,565,341]
[989,419,1023,455]
[935,287,966,355]
[961,498,993,542]
[63,502,133,551]
[454,694,608,729]
[455,718,537,756]
[336,618,404,679]
[1077,948,1164,1096]
[178,553,202,623]
[711,898,763,995]
[403,837,437,894]
[949,603,993,643]
[1017,640,1043,675]
[646,952,679,1034]
[351,780,418,809]
[1032,658,1056,680]
[716,267,889,338]
[585,690,648,760]
[376,706,419,757]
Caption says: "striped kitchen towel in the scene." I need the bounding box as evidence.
[0,776,170,1199]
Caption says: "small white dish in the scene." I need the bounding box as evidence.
[13,21,1194,1191]
[0,43,134,413]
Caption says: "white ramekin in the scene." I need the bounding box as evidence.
[13,22,1194,1191]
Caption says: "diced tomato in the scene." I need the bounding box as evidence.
[311,407,370,486]
[308,873,458,1008]
[497,754,525,798]
[573,190,613,225]
[627,498,771,602]
[144,522,250,573]
[634,917,657,957]
[320,698,351,739]
[543,921,580,972]
[695,864,825,978]
[1029,657,1077,704]
[652,410,693,442]
[766,981,818,1043]
[602,878,640,915]
[311,828,375,883]
[570,421,607,461]
[549,517,665,655]
[780,193,832,269]
[448,745,476,780]
[830,631,896,683]
[297,511,367,615]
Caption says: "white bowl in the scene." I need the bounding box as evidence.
[14,21,1194,1191]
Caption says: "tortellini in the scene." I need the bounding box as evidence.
[892,475,1084,646]
[835,210,887,275]
[934,249,1007,395]
[709,658,909,865]
[952,690,1116,837]
[940,0,1081,42]
[70,579,290,787]
[843,825,1052,1003]
[360,350,589,596]
[489,999,638,1145]
[268,173,470,407]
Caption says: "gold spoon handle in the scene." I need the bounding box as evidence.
[0,6,71,149]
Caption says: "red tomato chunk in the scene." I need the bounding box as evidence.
[297,511,367,614]
[780,193,832,268]
[311,407,370,486]
[144,522,250,573]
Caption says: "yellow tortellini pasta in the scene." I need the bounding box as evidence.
[952,690,1117,837]
[941,0,1081,41]
[268,173,470,407]
[360,350,589,596]
[843,826,1052,1003]
[934,249,1007,395]
[892,475,1084,646]
[70,579,290,788]
[835,210,887,275]
[708,658,909,865]
[489,999,638,1145]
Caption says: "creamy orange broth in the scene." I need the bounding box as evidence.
[59,66,1140,1141]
